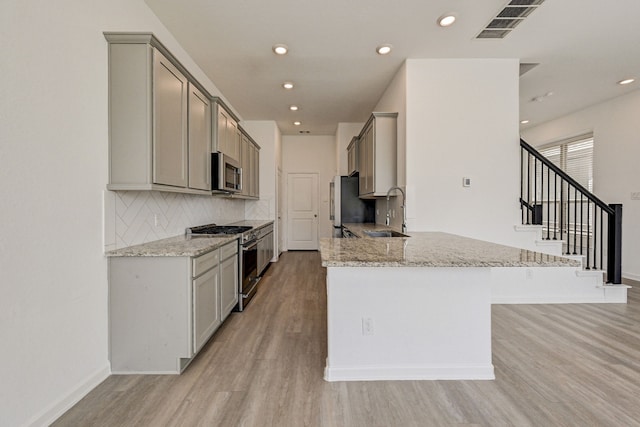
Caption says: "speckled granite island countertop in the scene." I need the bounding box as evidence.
[320,223,580,268]
[106,220,273,257]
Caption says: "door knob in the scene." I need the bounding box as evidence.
[314,214,317,217]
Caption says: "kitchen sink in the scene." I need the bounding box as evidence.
[362,230,410,238]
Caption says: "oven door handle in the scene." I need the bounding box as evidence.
[241,276,261,298]
[243,240,258,251]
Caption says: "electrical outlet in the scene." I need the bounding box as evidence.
[362,318,374,336]
[631,192,640,200]
[526,269,533,280]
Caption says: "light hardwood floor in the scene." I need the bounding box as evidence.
[54,252,640,426]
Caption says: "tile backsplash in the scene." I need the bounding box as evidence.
[104,190,245,251]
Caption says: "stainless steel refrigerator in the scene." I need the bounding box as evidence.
[329,176,375,233]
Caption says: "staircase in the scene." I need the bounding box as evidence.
[491,224,629,303]
[490,139,629,304]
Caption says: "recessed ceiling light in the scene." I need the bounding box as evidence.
[283,82,294,89]
[376,44,392,55]
[289,105,299,111]
[618,78,635,85]
[520,120,530,124]
[438,14,457,27]
[272,44,288,55]
[293,121,301,126]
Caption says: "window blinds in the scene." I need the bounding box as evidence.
[538,134,593,192]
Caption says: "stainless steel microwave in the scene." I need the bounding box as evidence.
[212,153,242,193]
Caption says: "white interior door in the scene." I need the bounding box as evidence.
[287,173,319,250]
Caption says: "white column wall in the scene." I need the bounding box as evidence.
[522,90,640,280]
[390,59,521,245]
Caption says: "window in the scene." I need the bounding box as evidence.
[538,134,593,192]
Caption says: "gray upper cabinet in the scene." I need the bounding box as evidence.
[358,112,398,198]
[105,33,212,195]
[347,136,359,176]
[153,51,188,188]
[213,101,241,162]
[188,84,211,191]
[236,127,260,199]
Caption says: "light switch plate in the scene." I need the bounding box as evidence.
[462,177,471,187]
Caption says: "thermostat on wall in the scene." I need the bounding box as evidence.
[462,177,471,187]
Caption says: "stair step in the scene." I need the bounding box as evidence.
[596,284,631,290]
[575,269,604,278]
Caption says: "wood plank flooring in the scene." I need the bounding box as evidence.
[54,252,640,426]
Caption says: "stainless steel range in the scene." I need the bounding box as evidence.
[187,224,259,311]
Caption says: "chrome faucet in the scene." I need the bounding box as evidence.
[385,186,407,233]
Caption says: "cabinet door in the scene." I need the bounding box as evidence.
[364,125,375,194]
[241,134,251,196]
[188,84,211,191]
[252,145,260,197]
[153,50,188,188]
[359,132,367,194]
[193,265,220,353]
[216,107,228,155]
[220,254,238,321]
[229,122,241,162]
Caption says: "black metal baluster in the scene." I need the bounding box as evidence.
[573,186,578,254]
[592,207,597,270]
[586,200,591,269]
[560,179,565,253]
[533,157,538,224]
[546,166,550,239]
[520,147,524,224]
[600,211,604,271]
[527,152,531,224]
[553,169,556,238]
[580,194,584,255]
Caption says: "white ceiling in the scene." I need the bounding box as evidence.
[145,0,640,135]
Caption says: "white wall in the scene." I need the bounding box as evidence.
[282,135,337,246]
[522,90,640,280]
[375,59,521,245]
[0,1,244,425]
[335,123,364,176]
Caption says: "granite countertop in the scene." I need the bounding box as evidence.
[320,224,581,268]
[106,219,274,257]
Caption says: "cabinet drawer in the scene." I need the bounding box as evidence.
[220,241,238,260]
[193,249,219,277]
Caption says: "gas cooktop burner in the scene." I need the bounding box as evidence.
[187,224,252,235]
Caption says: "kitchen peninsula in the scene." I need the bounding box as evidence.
[319,224,580,382]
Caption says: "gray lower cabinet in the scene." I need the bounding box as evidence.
[257,224,274,275]
[109,241,238,374]
[219,241,239,321]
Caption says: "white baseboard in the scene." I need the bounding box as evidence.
[324,364,495,382]
[25,363,110,427]
[623,271,640,282]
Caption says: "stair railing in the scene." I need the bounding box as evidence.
[520,139,622,284]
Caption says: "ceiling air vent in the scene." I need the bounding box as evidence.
[476,0,545,39]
